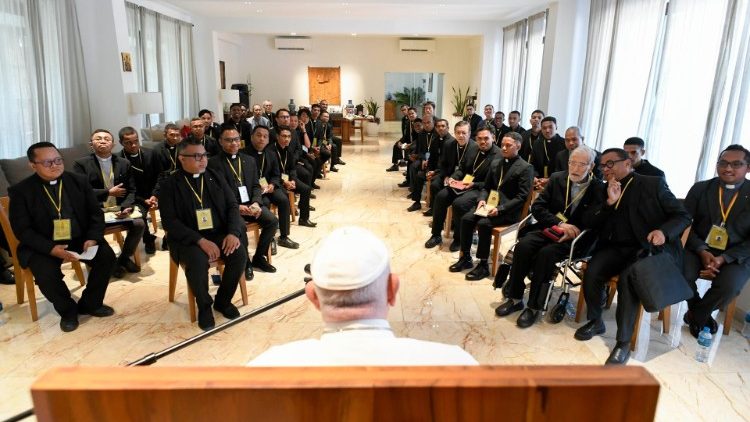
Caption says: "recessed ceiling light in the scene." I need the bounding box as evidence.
[244,1,251,4]
[351,33,357,36]
[290,32,297,36]
[256,9,263,13]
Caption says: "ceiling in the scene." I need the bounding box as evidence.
[162,0,548,22]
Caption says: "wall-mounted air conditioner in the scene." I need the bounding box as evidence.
[399,38,436,52]
[274,36,312,51]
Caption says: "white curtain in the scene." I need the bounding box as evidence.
[696,0,750,180]
[0,0,90,158]
[126,2,198,126]
[499,20,527,114]
[522,12,547,120]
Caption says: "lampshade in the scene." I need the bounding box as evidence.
[219,89,240,103]
[129,92,164,114]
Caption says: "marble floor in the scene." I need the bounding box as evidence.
[1,135,748,421]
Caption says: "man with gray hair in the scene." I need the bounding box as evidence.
[249,226,478,366]
[553,126,601,178]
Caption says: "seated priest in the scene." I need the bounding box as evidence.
[268,126,316,228]
[423,120,471,217]
[207,126,279,279]
[682,144,750,338]
[386,107,418,172]
[159,139,247,331]
[451,131,534,280]
[73,129,145,278]
[185,116,219,157]
[406,116,440,212]
[425,123,500,251]
[9,142,117,332]
[495,145,605,328]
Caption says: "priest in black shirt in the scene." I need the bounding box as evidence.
[529,116,565,190]
[520,109,544,163]
[221,103,253,148]
[421,119,456,216]
[269,126,316,227]
[159,139,247,330]
[507,110,526,135]
[463,104,483,137]
[553,126,602,179]
[186,117,219,157]
[623,137,665,178]
[199,109,222,140]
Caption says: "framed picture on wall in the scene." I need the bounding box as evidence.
[121,53,132,72]
[219,61,226,89]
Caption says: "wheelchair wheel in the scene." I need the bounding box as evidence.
[548,292,569,324]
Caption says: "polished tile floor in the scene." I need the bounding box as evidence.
[0,135,748,421]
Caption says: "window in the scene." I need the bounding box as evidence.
[499,11,547,118]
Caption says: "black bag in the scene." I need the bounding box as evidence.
[627,247,693,312]
[493,249,514,290]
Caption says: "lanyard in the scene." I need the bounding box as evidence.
[100,162,114,188]
[259,153,266,176]
[129,151,144,172]
[719,186,740,224]
[457,144,467,164]
[495,164,506,190]
[614,177,634,210]
[42,180,63,219]
[542,139,550,161]
[471,151,488,174]
[183,175,204,208]
[563,175,590,212]
[426,133,434,151]
[167,147,176,169]
[277,149,288,171]
[226,156,243,184]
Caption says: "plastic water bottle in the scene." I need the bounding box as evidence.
[472,232,479,245]
[742,312,750,339]
[695,327,713,363]
[565,301,576,320]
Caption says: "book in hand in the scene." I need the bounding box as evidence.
[69,245,98,261]
[474,204,491,217]
[104,208,142,223]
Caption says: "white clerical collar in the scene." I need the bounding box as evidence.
[192,173,200,179]
[231,154,237,159]
[323,319,392,334]
[49,179,58,185]
[96,155,112,162]
[723,180,744,190]
[129,152,140,157]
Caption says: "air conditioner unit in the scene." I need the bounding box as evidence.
[399,38,436,52]
[274,36,311,51]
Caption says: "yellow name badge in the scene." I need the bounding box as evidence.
[53,219,72,241]
[556,212,569,223]
[462,175,475,183]
[196,209,214,231]
[281,174,289,182]
[706,225,729,251]
[259,177,269,189]
[487,190,500,209]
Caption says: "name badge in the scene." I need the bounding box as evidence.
[555,212,569,223]
[238,186,250,203]
[487,190,500,208]
[196,209,214,231]
[53,219,72,241]
[462,175,475,183]
[543,166,549,178]
[240,140,246,149]
[312,138,318,147]
[425,152,431,161]
[259,177,269,189]
[281,173,289,182]
[706,224,729,251]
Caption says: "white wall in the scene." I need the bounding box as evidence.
[219,35,482,124]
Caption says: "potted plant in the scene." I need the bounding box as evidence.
[363,97,381,137]
[450,85,471,117]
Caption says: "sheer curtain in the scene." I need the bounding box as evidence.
[126,2,198,126]
[499,20,527,114]
[0,0,90,158]
[522,12,547,120]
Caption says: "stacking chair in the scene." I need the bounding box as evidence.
[489,192,534,276]
[0,196,86,321]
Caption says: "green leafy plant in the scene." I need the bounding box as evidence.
[450,85,471,117]
[363,97,381,123]
[393,87,426,108]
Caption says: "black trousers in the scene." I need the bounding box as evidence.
[242,206,278,262]
[107,218,145,264]
[262,188,291,237]
[430,189,479,243]
[27,239,116,319]
[331,136,343,160]
[583,244,639,322]
[409,166,427,202]
[300,155,318,183]
[135,202,156,244]
[391,141,410,164]
[291,178,312,220]
[507,231,576,310]
[459,208,516,259]
[683,250,750,327]
[428,175,444,209]
[173,231,246,311]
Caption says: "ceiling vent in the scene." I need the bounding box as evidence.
[274,36,311,51]
[399,38,436,52]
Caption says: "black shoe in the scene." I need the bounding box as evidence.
[0,268,15,285]
[198,308,215,331]
[517,308,540,328]
[425,235,442,249]
[466,263,490,281]
[422,208,433,217]
[79,304,115,317]
[407,202,422,212]
[337,160,346,165]
[449,240,460,252]
[683,310,718,336]
[299,219,317,227]
[60,317,79,332]
[495,299,524,317]
[310,193,317,199]
[398,160,408,167]
[214,303,240,319]
[574,319,606,341]
[253,257,277,273]
[605,342,631,365]
[271,239,278,255]
[312,183,321,190]
[309,205,316,211]
[386,164,399,172]
[112,265,126,279]
[397,181,410,188]
[245,265,254,281]
[402,171,407,176]
[144,240,156,255]
[330,167,338,172]
[161,238,169,250]
[119,258,140,273]
[278,237,299,249]
[449,256,473,272]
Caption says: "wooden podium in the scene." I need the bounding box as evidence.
[31,366,659,421]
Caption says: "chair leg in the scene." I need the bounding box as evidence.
[288,191,297,223]
[149,208,158,233]
[490,232,500,277]
[168,258,178,302]
[723,297,737,335]
[239,274,248,306]
[630,305,644,352]
[15,268,25,304]
[24,270,38,321]
[661,307,670,334]
[575,291,585,323]
[187,283,196,323]
[606,279,617,309]
[444,206,452,239]
[72,262,86,287]
[113,232,125,248]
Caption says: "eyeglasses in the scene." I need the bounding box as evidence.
[34,157,64,167]
[179,153,209,161]
[221,137,242,144]
[598,158,626,170]
[568,160,590,169]
[717,160,747,169]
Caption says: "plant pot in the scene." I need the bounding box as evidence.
[365,121,379,137]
